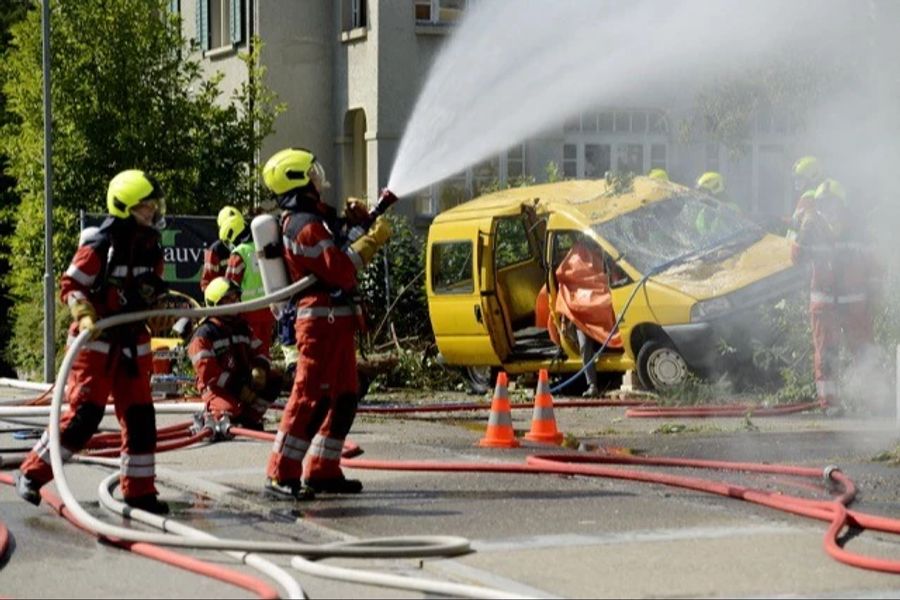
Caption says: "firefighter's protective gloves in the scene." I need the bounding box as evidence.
[250,367,267,391]
[350,217,392,266]
[71,300,99,340]
[239,385,259,405]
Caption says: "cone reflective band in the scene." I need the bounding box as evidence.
[251,214,290,317]
[524,369,564,444]
[478,371,520,448]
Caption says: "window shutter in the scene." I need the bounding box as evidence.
[230,0,243,44]
[197,0,209,51]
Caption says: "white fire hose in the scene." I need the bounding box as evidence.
[44,274,532,598]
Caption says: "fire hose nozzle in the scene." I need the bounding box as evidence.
[823,464,841,483]
[373,188,399,218]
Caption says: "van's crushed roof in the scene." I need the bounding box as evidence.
[431,176,682,224]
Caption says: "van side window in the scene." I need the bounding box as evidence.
[495,216,533,269]
[432,241,474,294]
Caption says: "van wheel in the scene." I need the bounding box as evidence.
[637,341,689,391]
[465,366,494,395]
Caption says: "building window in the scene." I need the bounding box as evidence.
[585,144,611,178]
[650,144,667,171]
[563,144,578,178]
[507,145,525,179]
[415,0,467,25]
[342,0,367,30]
[197,0,245,52]
[617,144,644,174]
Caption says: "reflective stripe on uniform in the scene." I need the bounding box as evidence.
[295,306,362,320]
[121,453,155,478]
[307,435,343,461]
[191,350,216,365]
[283,237,334,259]
[232,335,250,345]
[250,338,263,349]
[65,265,95,287]
[122,343,151,358]
[810,291,867,305]
[213,339,230,349]
[109,265,153,278]
[228,262,246,275]
[217,371,231,388]
[272,430,310,461]
[33,431,73,465]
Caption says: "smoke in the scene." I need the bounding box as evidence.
[388,0,881,197]
[389,0,900,419]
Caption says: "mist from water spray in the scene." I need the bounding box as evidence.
[387,0,868,197]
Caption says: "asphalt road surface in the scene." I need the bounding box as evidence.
[2,385,900,598]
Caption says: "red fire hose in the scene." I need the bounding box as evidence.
[0,473,278,599]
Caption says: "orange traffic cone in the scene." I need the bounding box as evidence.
[524,369,564,444]
[478,371,520,448]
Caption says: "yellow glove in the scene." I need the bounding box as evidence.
[369,216,392,246]
[350,218,392,267]
[238,386,258,405]
[71,301,99,340]
[250,367,267,391]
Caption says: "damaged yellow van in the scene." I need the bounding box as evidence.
[425,176,804,392]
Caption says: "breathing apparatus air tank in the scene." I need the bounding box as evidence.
[251,213,290,317]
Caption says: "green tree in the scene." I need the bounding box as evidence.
[0,0,29,376]
[0,1,283,373]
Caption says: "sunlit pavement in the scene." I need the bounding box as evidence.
[3,386,900,598]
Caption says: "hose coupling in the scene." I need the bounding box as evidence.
[823,464,842,484]
[212,414,234,441]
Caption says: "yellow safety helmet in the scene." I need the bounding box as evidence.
[263,148,321,196]
[648,168,669,182]
[204,277,241,307]
[219,213,246,245]
[696,171,725,196]
[793,156,823,181]
[106,170,163,219]
[814,178,846,203]
[217,205,241,228]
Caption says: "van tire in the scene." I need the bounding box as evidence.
[465,366,495,395]
[636,340,690,391]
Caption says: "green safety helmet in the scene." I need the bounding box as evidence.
[793,156,823,181]
[263,147,324,196]
[696,171,725,196]
[648,168,669,182]
[204,277,241,307]
[815,178,846,203]
[106,170,164,219]
[217,205,241,228]
[219,213,246,245]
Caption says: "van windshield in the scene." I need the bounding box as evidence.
[592,192,763,274]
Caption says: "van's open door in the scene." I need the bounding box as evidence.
[427,223,500,366]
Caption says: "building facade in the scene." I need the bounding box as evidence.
[180,0,801,225]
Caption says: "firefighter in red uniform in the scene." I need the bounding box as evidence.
[15,170,170,514]
[222,213,276,358]
[188,277,282,431]
[791,179,877,412]
[788,156,826,240]
[200,205,241,292]
[261,148,391,500]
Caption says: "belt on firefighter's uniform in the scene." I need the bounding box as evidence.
[295,306,362,323]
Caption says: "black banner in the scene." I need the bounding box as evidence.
[82,213,217,302]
